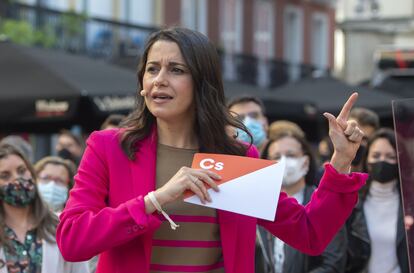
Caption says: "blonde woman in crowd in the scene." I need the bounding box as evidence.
[0,144,89,273]
[35,157,76,213]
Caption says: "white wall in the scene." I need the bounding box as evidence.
[394,35,414,47]
[343,31,393,83]
[334,29,345,78]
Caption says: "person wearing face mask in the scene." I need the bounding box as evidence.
[55,130,84,167]
[34,157,76,213]
[0,144,89,273]
[348,108,380,172]
[315,136,335,184]
[227,96,271,273]
[256,132,347,273]
[227,96,269,154]
[345,128,409,273]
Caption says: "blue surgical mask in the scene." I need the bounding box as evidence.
[37,181,68,211]
[236,116,266,147]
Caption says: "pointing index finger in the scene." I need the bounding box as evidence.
[337,92,358,122]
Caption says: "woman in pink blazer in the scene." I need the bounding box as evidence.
[56,27,368,273]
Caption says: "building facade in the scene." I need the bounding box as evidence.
[163,0,336,87]
[11,0,336,88]
[335,0,414,84]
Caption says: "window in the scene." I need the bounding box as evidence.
[311,12,329,72]
[220,0,244,80]
[181,0,207,34]
[253,0,275,87]
[283,5,304,81]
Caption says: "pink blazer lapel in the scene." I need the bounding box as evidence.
[218,210,239,273]
[129,129,158,196]
[128,130,158,265]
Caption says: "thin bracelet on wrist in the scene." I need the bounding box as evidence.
[148,191,179,230]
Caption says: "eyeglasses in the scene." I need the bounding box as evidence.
[235,111,261,121]
[38,176,68,186]
[269,153,304,161]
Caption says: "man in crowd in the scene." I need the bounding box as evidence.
[227,95,269,155]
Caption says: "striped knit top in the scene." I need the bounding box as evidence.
[150,144,225,273]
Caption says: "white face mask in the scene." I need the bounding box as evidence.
[282,156,309,187]
[37,180,69,211]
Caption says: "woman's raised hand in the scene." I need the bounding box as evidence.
[323,93,365,173]
[155,167,221,206]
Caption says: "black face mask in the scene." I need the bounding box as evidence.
[352,145,366,166]
[368,161,399,183]
[57,148,80,165]
[320,155,331,163]
[57,148,72,160]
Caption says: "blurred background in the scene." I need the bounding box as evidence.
[0,0,413,160]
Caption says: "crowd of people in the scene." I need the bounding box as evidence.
[0,26,409,273]
[229,96,408,273]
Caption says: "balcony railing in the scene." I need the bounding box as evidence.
[1,2,325,89]
[309,0,338,8]
[220,51,320,88]
[0,2,159,62]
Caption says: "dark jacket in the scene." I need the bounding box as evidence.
[345,194,409,273]
[256,185,347,273]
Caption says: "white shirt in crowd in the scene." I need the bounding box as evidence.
[274,188,305,273]
[364,180,400,273]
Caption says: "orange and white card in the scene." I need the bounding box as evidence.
[184,153,286,221]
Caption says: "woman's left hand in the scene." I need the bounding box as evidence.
[324,93,365,173]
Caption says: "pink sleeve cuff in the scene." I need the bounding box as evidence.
[318,163,368,193]
[125,195,162,231]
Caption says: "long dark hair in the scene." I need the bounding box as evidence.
[261,132,317,186]
[121,27,249,160]
[0,144,58,247]
[360,127,398,199]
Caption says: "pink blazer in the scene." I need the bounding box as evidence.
[56,129,367,273]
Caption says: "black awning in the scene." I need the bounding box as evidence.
[0,42,138,133]
[377,75,414,98]
[269,76,402,118]
[224,81,318,121]
[223,77,403,140]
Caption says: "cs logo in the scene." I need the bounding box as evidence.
[199,158,224,171]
